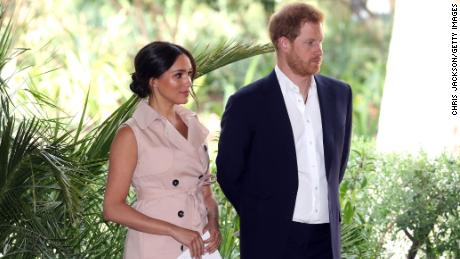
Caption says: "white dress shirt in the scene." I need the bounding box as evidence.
[275,65,329,224]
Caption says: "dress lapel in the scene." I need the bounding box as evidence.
[167,105,209,160]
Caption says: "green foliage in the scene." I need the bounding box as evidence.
[341,221,372,259]
[209,162,240,259]
[0,8,80,257]
[385,154,460,258]
[340,137,378,258]
[342,137,460,259]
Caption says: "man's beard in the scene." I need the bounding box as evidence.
[286,51,321,76]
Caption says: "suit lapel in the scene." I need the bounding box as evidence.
[265,71,292,128]
[315,75,334,180]
[264,70,298,169]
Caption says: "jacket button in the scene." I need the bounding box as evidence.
[178,210,184,218]
[172,179,179,186]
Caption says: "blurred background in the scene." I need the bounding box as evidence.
[6,0,394,137]
[0,0,459,258]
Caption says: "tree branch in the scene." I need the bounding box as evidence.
[404,229,415,242]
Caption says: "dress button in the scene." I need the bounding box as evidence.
[198,174,204,179]
[180,245,184,251]
[204,145,208,152]
[178,210,184,218]
[172,179,179,187]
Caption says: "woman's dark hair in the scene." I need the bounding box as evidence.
[130,41,197,98]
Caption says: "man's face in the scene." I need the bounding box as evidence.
[286,22,324,77]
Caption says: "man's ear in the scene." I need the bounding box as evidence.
[278,36,290,52]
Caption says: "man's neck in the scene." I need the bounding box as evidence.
[277,62,313,101]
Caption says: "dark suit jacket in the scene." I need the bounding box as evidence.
[216,70,352,259]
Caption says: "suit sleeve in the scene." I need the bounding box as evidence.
[339,85,352,183]
[216,95,252,214]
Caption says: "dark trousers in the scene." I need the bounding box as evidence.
[285,221,333,259]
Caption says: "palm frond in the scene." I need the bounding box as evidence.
[0,100,89,257]
[0,115,41,194]
[73,85,91,148]
[0,9,13,71]
[81,95,138,160]
[0,6,14,104]
[193,41,274,79]
[0,196,77,258]
[341,221,372,259]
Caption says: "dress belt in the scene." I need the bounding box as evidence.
[136,183,209,229]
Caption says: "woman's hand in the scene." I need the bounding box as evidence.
[203,219,221,254]
[201,184,221,254]
[170,226,204,259]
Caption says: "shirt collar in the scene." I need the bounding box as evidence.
[175,104,197,121]
[275,65,317,98]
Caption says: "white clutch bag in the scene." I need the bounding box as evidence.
[177,231,222,259]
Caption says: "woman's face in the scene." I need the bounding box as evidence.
[151,54,193,105]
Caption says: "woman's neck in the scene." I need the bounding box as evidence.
[148,96,176,120]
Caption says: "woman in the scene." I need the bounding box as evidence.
[103,41,221,259]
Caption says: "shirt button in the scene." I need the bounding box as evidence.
[172,179,179,187]
[178,210,184,218]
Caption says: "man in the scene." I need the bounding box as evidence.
[216,3,352,259]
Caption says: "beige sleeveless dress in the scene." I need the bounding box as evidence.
[123,100,210,259]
